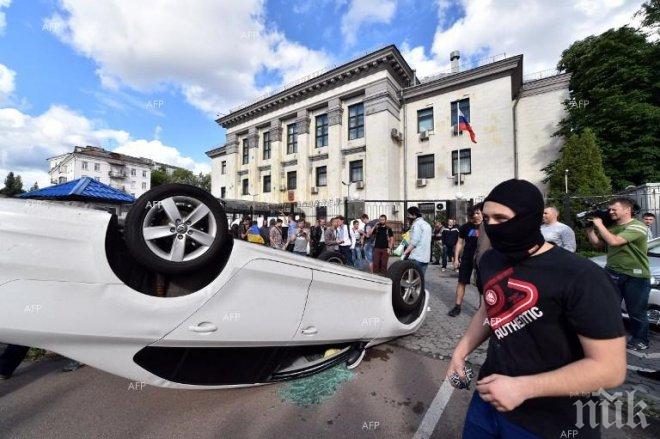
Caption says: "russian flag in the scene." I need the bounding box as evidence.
[458,109,477,143]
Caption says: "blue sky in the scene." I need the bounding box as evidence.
[0,0,643,188]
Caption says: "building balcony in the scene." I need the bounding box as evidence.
[108,170,127,179]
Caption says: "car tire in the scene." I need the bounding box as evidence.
[388,260,425,313]
[317,250,346,265]
[124,184,229,275]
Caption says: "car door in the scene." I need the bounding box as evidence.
[134,258,313,386]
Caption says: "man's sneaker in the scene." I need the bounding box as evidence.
[441,268,446,272]
[62,360,84,372]
[448,305,462,317]
[627,341,649,351]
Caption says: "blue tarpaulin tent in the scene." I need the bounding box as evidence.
[20,177,135,203]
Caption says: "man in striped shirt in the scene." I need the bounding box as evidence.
[587,197,651,351]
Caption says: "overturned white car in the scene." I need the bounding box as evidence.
[0,184,428,389]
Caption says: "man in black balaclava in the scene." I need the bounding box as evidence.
[482,179,545,262]
[447,179,626,439]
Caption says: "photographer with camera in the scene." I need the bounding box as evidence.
[586,197,651,351]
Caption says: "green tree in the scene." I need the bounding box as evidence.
[548,129,611,199]
[150,167,170,187]
[197,173,211,192]
[1,172,25,197]
[556,24,660,189]
[170,168,197,186]
[30,181,39,191]
[638,0,659,31]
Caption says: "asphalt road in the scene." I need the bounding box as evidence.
[1,265,658,438]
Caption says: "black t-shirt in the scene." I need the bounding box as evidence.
[373,224,393,249]
[441,227,459,246]
[478,246,625,439]
[459,222,480,257]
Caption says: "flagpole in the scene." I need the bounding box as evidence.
[456,104,461,195]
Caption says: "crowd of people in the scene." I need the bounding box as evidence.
[228,207,434,275]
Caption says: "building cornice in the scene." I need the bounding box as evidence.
[216,45,414,129]
[403,55,524,102]
[520,73,570,97]
[341,145,366,156]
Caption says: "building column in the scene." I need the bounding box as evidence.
[294,109,311,203]
[327,98,344,201]
[224,133,239,198]
[268,119,284,202]
[246,127,259,199]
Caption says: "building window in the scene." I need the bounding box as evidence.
[242,178,249,195]
[142,170,147,178]
[263,175,271,193]
[417,107,434,133]
[451,98,470,135]
[59,176,67,183]
[287,171,297,190]
[221,161,227,175]
[315,114,328,148]
[349,160,363,182]
[142,182,147,189]
[316,166,327,187]
[242,138,249,165]
[81,161,88,170]
[348,103,364,140]
[130,181,136,189]
[94,163,100,172]
[287,123,298,154]
[220,187,226,198]
[263,131,271,160]
[451,149,472,175]
[417,154,435,179]
[131,168,136,176]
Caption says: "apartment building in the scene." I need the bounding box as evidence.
[49,146,159,198]
[207,45,569,219]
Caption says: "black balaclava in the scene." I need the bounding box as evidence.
[483,179,545,263]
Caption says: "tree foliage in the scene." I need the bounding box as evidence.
[1,172,25,197]
[150,167,212,192]
[555,23,659,189]
[547,129,611,199]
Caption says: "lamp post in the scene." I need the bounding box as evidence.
[341,180,355,218]
[564,169,569,194]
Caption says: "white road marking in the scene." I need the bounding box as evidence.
[626,350,660,359]
[413,378,455,439]
[627,365,656,373]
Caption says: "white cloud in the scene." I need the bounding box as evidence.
[405,0,642,77]
[0,0,10,35]
[0,102,208,189]
[340,0,397,46]
[114,140,210,175]
[43,0,331,116]
[0,63,16,101]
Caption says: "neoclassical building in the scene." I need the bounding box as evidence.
[207,45,569,219]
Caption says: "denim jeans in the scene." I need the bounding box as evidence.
[606,268,651,345]
[412,260,428,275]
[339,245,354,266]
[442,244,455,268]
[463,392,541,438]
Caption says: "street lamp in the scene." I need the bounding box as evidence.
[564,169,569,194]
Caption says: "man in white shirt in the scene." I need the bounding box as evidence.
[403,206,432,274]
[337,216,354,266]
[540,206,576,252]
[642,212,655,240]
